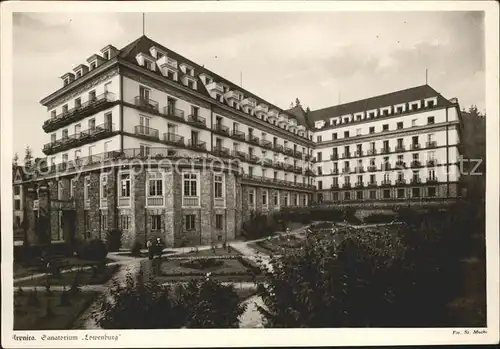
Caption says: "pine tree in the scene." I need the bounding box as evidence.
[13,153,19,166]
[24,146,33,170]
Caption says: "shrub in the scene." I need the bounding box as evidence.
[77,239,108,261]
[180,259,223,270]
[130,241,143,257]
[106,229,123,252]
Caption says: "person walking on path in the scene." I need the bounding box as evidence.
[146,239,154,260]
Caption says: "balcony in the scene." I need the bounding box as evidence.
[135,125,160,140]
[367,182,377,188]
[273,144,283,152]
[163,133,185,146]
[231,129,246,140]
[426,141,438,148]
[355,150,363,157]
[355,182,364,188]
[380,147,391,154]
[134,96,159,112]
[342,167,350,174]
[248,135,260,145]
[367,149,377,155]
[293,166,303,174]
[411,177,422,184]
[213,146,230,157]
[411,143,421,150]
[381,180,392,186]
[427,159,437,167]
[395,179,406,185]
[304,154,311,161]
[427,177,438,183]
[187,139,207,151]
[355,166,365,173]
[284,147,294,156]
[381,164,391,171]
[410,160,422,168]
[331,183,339,189]
[305,169,315,176]
[267,109,279,120]
[395,161,406,168]
[262,158,273,167]
[274,161,284,169]
[43,123,115,155]
[367,165,377,172]
[186,114,206,128]
[206,81,223,94]
[255,104,268,117]
[342,153,351,159]
[330,154,339,161]
[224,90,240,101]
[248,154,259,164]
[331,168,339,175]
[395,145,405,152]
[342,183,352,189]
[163,106,185,122]
[260,139,273,149]
[43,92,116,132]
[294,151,303,159]
[213,123,230,136]
[284,163,294,171]
[277,115,288,125]
[232,150,247,161]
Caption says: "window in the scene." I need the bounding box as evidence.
[185,215,196,231]
[262,190,268,206]
[344,192,351,200]
[75,98,81,108]
[191,105,199,116]
[427,116,435,125]
[344,131,349,138]
[411,119,417,127]
[14,200,20,210]
[76,71,82,78]
[412,187,421,198]
[62,129,68,139]
[382,124,389,131]
[100,213,107,233]
[145,60,152,70]
[369,127,375,134]
[84,176,90,203]
[369,190,376,199]
[88,118,96,130]
[119,215,131,230]
[273,192,279,206]
[148,171,163,197]
[51,134,56,143]
[249,189,255,206]
[383,189,390,199]
[89,90,96,102]
[356,128,362,136]
[151,215,161,231]
[167,70,176,80]
[90,62,97,70]
[103,51,110,60]
[317,135,322,142]
[70,178,75,198]
[183,173,198,197]
[317,152,322,162]
[51,110,56,118]
[428,187,436,197]
[318,180,323,190]
[332,133,337,140]
[356,191,363,200]
[215,215,223,229]
[397,122,403,129]
[214,174,224,198]
[120,173,131,198]
[14,185,20,195]
[397,188,405,198]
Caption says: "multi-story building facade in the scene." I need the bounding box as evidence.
[309,85,463,207]
[19,35,316,248]
[15,35,463,248]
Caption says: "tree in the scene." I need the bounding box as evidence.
[24,146,33,170]
[295,98,301,106]
[13,153,19,166]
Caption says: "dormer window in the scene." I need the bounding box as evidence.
[187,80,194,89]
[90,61,97,70]
[103,51,110,60]
[167,70,176,80]
[157,52,164,60]
[145,60,152,70]
[186,67,194,76]
[76,71,82,78]
[206,77,212,84]
[64,78,69,86]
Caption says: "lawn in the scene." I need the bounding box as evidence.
[173,246,242,258]
[14,257,115,278]
[15,264,120,287]
[13,290,98,330]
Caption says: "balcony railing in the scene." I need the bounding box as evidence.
[284,147,294,155]
[260,139,272,149]
[262,158,273,167]
[293,166,303,174]
[410,160,422,168]
[284,163,294,171]
[213,123,230,135]
[342,153,351,159]
[232,150,247,160]
[183,197,200,207]
[381,164,391,171]
[231,129,246,140]
[213,146,230,157]
[135,96,159,112]
[163,133,185,146]
[305,154,311,161]
[331,168,339,175]
[411,178,422,184]
[411,143,421,150]
[294,151,303,158]
[248,154,259,163]
[342,167,350,174]
[147,197,164,207]
[395,161,406,168]
[355,182,364,188]
[241,174,315,190]
[427,159,437,167]
[427,177,438,183]
[274,161,284,169]
[395,145,405,152]
[342,183,352,189]
[355,150,363,157]
[426,141,438,148]
[380,147,391,154]
[43,123,115,155]
[135,125,159,139]
[367,182,377,188]
[381,180,392,186]
[163,106,185,121]
[396,179,406,185]
[355,166,365,173]
[330,154,339,161]
[367,165,377,172]
[248,135,260,145]
[43,92,116,132]
[273,144,283,152]
[186,114,206,128]
[187,139,206,150]
[367,149,377,155]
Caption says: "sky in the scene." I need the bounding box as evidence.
[12,11,485,159]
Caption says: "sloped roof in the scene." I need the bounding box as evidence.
[118,35,301,120]
[285,104,311,128]
[307,84,452,123]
